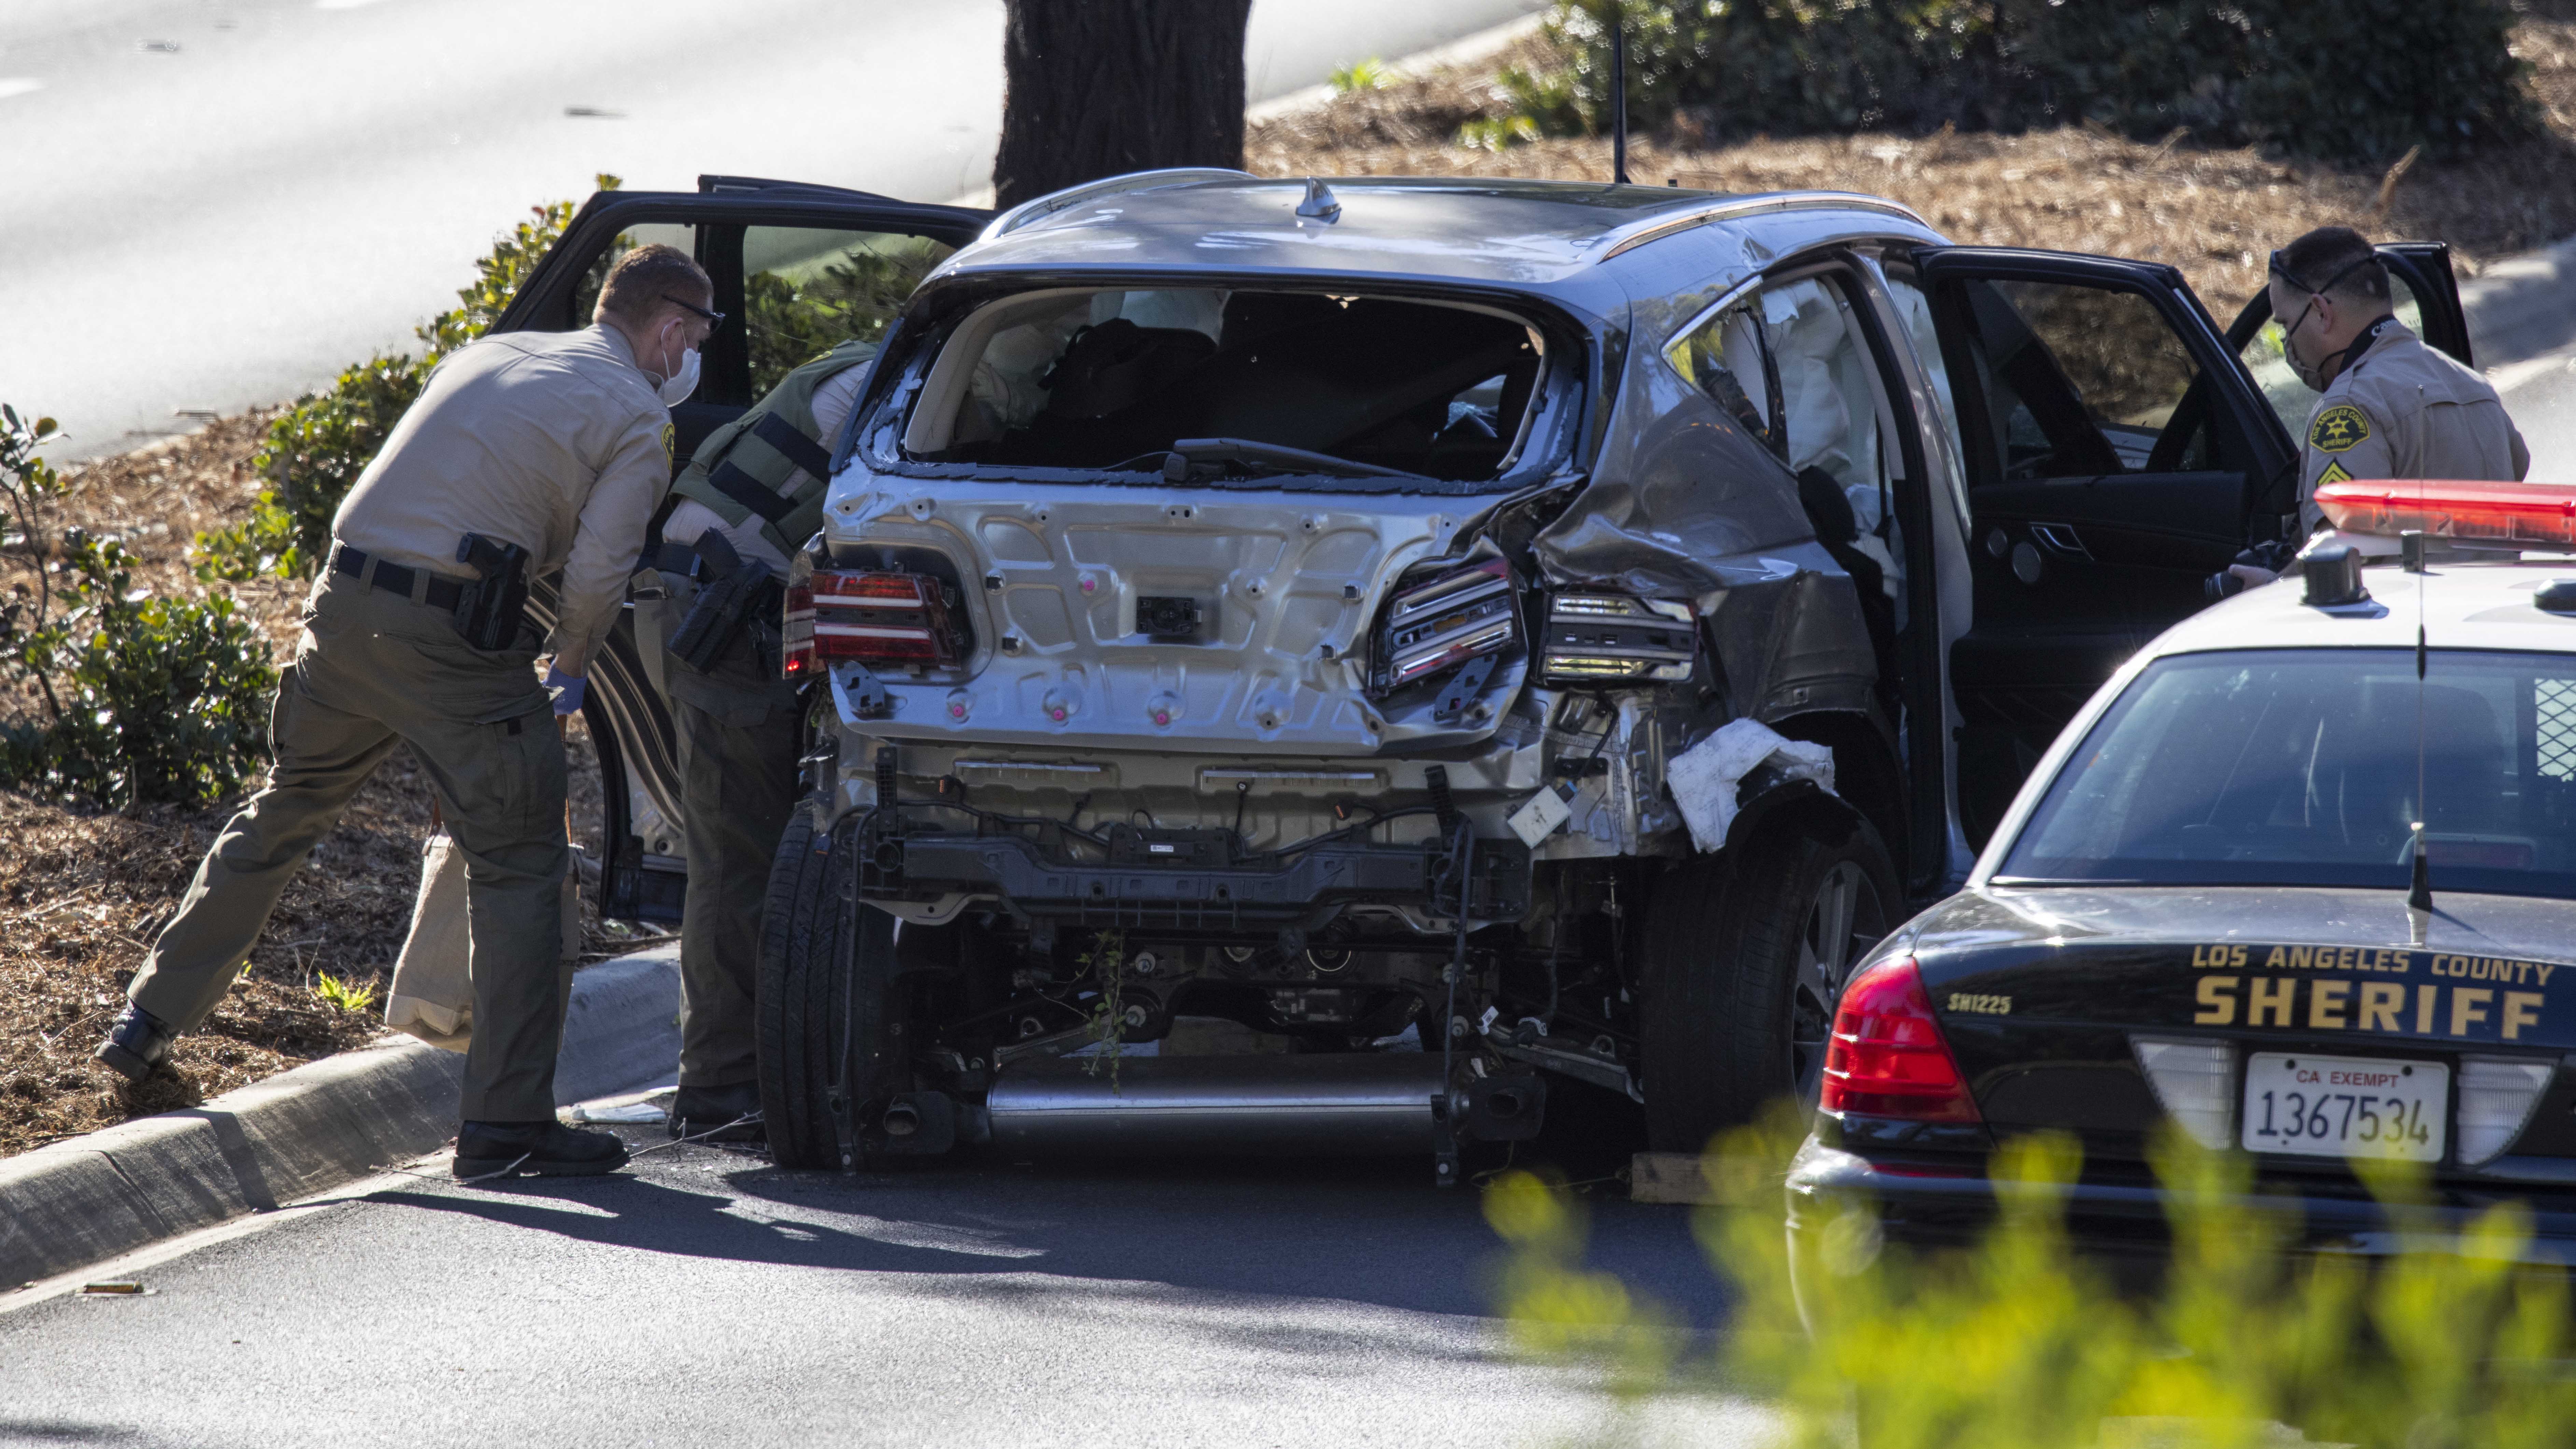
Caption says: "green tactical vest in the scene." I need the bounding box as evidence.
[671,339,879,560]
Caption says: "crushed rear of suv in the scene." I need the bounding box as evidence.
[750,173,1928,1179]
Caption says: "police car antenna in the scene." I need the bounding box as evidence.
[2406,498,2434,916]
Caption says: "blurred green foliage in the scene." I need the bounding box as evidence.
[1487,1107,2576,1447]
[0,407,274,809]
[743,242,947,399]
[1504,0,2536,165]
[196,176,624,582]
[1330,57,1393,94]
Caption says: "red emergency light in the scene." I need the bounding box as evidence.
[782,569,965,679]
[2314,478,2576,547]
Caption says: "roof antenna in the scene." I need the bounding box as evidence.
[1610,13,1630,186]
[2406,512,2434,937]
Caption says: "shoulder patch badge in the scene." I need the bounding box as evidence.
[2310,404,2370,454]
[661,423,675,461]
[2315,459,2354,489]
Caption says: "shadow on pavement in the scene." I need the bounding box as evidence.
[369,1117,1731,1331]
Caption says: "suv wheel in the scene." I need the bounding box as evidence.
[755,808,900,1170]
[1638,811,1896,1152]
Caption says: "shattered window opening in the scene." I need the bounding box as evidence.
[900,288,1548,486]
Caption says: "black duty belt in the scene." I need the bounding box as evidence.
[644,541,717,581]
[333,545,467,611]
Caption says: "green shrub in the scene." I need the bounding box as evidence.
[196,176,622,582]
[1486,1109,2576,1447]
[0,409,275,809]
[743,243,941,398]
[1515,0,2536,164]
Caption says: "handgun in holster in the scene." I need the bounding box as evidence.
[665,531,781,674]
[452,533,533,651]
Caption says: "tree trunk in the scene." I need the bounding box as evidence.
[992,0,1254,210]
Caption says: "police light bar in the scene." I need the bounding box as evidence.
[2314,478,2576,547]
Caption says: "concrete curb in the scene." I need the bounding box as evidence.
[2461,236,2576,369]
[0,942,681,1288]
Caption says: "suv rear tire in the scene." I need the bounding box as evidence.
[755,808,899,1170]
[1638,808,1896,1152]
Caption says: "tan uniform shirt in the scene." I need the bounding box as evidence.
[331,324,671,669]
[660,363,870,573]
[2297,321,2530,532]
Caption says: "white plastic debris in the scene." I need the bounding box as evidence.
[1505,783,1575,846]
[1666,718,1837,853]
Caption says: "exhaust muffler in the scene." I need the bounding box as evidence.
[987,1053,1451,1156]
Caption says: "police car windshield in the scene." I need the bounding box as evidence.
[1998,648,2576,899]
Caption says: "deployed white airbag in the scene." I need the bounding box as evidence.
[1666,718,1838,853]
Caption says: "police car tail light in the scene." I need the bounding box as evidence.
[2131,1037,2237,1150]
[2314,478,2576,547]
[1374,558,1519,690]
[783,570,962,680]
[2455,1058,2556,1167]
[1821,958,1981,1123]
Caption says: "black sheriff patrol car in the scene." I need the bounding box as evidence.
[1788,477,2576,1277]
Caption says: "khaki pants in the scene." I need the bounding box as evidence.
[637,580,801,1089]
[127,576,569,1121]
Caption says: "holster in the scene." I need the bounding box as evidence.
[452,533,532,651]
[665,532,780,675]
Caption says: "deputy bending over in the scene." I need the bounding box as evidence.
[96,244,717,1179]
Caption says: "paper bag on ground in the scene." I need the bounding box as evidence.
[384,833,584,1053]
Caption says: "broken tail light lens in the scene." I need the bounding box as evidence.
[1820,958,1982,1123]
[1377,558,1518,689]
[2314,478,2576,546]
[783,570,965,680]
[1538,593,1696,684]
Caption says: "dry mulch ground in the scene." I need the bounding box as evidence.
[1247,10,2576,321]
[0,414,634,1160]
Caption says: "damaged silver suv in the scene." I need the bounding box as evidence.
[534,171,2468,1176]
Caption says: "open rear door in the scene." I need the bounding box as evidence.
[1911,247,2296,846]
[493,178,988,924]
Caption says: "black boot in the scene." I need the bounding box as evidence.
[94,1004,177,1084]
[670,1081,764,1143]
[454,1120,631,1179]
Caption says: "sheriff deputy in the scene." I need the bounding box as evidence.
[2274,226,2529,524]
[95,244,716,1180]
[635,337,882,1143]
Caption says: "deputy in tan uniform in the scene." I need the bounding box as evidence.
[2273,226,2529,525]
[95,243,715,1179]
[635,338,879,1142]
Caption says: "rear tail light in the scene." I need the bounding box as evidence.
[1375,558,1518,690]
[783,569,966,680]
[1538,592,1695,684]
[1821,958,1981,1123]
[2131,1037,2236,1149]
[2314,477,2576,546]
[2457,1058,2556,1166]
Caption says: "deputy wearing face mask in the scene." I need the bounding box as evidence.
[95,244,712,1181]
[2276,227,2528,524]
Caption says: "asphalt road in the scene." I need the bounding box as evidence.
[2499,343,2576,480]
[0,1135,1767,1448]
[0,0,1544,460]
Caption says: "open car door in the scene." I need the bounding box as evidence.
[493,177,988,924]
[1911,247,2297,846]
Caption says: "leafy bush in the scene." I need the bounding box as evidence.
[196,175,623,581]
[0,408,275,809]
[743,242,947,398]
[1487,1109,2576,1447]
[1511,0,2537,164]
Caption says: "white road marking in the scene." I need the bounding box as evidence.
[0,78,43,101]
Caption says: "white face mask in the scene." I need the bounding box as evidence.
[658,344,701,406]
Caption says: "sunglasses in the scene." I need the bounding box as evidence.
[2266,249,2376,301]
[668,297,727,329]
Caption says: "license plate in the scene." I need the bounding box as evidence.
[2241,1053,2448,1162]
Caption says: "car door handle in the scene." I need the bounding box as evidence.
[2029,523,2092,560]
